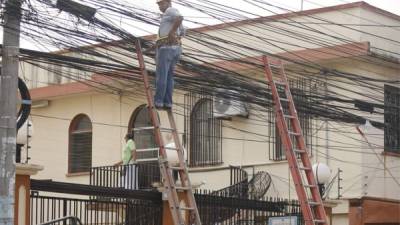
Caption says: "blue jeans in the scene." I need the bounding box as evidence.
[154,46,182,107]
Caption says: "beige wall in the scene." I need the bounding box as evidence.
[30,93,143,183]
[360,9,400,58]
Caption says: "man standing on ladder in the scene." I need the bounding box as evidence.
[154,0,184,110]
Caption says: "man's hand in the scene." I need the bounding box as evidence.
[168,16,183,44]
[168,32,177,44]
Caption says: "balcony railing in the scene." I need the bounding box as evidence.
[90,162,161,190]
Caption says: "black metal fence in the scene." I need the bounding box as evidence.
[30,179,303,225]
[90,162,161,190]
[30,180,162,225]
[195,190,304,225]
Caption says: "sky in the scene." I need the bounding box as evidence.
[130,0,400,17]
[1,0,400,50]
[263,0,400,15]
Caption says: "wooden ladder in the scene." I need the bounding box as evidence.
[262,56,328,225]
[134,39,202,225]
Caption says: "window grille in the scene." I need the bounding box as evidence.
[384,85,400,153]
[129,105,159,160]
[69,114,92,173]
[184,92,223,167]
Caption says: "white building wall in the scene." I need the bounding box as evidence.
[360,8,400,58]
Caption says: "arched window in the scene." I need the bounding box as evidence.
[68,114,92,173]
[128,105,158,160]
[190,98,222,167]
[128,105,161,188]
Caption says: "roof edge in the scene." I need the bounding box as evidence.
[51,1,400,55]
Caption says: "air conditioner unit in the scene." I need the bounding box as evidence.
[213,89,249,118]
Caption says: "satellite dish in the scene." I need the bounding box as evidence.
[248,172,272,199]
[312,163,331,184]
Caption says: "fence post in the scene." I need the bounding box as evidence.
[14,163,43,225]
[62,200,67,225]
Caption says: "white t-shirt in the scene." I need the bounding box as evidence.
[158,7,185,39]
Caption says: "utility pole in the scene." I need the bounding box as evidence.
[0,1,22,225]
[301,0,304,11]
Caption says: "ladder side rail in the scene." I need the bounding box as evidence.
[166,111,187,176]
[279,66,325,193]
[278,64,316,185]
[135,39,185,225]
[275,113,316,225]
[167,111,202,225]
[262,56,316,225]
[135,40,166,157]
[279,65,328,222]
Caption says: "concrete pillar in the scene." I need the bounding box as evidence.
[14,164,43,225]
[323,200,339,225]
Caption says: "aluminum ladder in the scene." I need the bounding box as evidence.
[134,39,202,225]
[262,56,328,225]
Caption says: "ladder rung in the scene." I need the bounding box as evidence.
[179,206,194,211]
[299,166,312,171]
[280,98,289,102]
[170,166,184,171]
[289,132,301,136]
[161,127,175,132]
[303,184,317,188]
[175,186,191,191]
[283,114,295,119]
[313,219,326,223]
[136,158,159,162]
[274,80,286,86]
[294,149,306,153]
[133,126,175,132]
[133,126,155,131]
[136,147,159,152]
[308,201,321,206]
